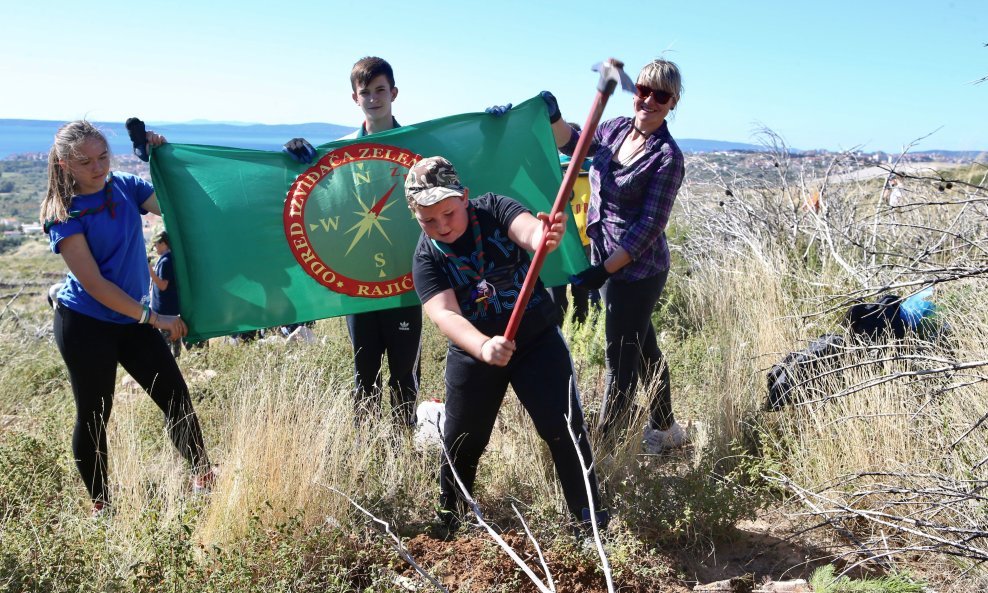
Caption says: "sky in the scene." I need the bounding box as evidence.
[1,0,985,153]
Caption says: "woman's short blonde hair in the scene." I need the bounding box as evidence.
[638,59,683,100]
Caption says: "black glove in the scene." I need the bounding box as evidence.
[570,264,611,290]
[540,91,562,124]
[283,138,317,164]
[125,117,149,162]
[485,103,512,118]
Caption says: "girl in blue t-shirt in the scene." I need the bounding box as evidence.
[40,120,213,515]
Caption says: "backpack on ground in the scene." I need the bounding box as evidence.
[845,294,906,340]
[767,291,944,411]
[766,333,845,410]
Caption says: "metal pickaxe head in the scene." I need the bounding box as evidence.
[591,58,636,95]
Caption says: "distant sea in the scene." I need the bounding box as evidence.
[1,118,783,158]
[0,119,357,158]
[3,119,985,161]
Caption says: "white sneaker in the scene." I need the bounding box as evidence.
[413,400,445,451]
[287,326,317,344]
[642,422,688,454]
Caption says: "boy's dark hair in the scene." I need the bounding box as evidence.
[152,230,170,247]
[350,56,395,91]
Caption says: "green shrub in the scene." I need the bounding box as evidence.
[810,565,926,593]
[612,446,769,544]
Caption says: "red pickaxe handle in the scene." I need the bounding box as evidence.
[503,77,619,341]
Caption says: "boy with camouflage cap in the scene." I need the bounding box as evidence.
[407,156,606,534]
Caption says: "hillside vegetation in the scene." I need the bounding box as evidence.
[0,141,985,592]
[0,155,151,225]
[0,158,47,223]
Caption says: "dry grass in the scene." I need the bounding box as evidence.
[2,149,985,591]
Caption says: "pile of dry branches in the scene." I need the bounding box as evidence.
[679,131,988,575]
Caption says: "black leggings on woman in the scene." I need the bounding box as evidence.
[440,325,601,521]
[597,270,674,437]
[54,306,209,504]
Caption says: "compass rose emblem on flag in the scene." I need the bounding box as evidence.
[283,142,423,298]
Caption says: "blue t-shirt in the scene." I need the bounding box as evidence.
[48,172,154,323]
[151,251,180,315]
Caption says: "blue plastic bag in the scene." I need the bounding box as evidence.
[899,287,935,330]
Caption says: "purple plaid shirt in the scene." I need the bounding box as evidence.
[561,117,684,282]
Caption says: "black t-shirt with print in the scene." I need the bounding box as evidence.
[412,193,558,347]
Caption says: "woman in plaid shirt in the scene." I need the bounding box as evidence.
[553,59,687,454]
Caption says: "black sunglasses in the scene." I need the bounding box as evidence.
[635,84,673,105]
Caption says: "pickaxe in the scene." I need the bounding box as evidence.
[503,59,635,341]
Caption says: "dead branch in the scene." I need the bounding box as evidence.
[795,358,988,406]
[318,483,449,593]
[0,283,26,321]
[512,504,555,589]
[565,388,614,593]
[439,440,556,593]
[768,472,988,564]
[765,471,893,571]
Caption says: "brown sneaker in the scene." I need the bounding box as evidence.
[192,467,218,494]
[91,500,112,518]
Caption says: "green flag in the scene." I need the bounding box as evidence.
[150,96,587,341]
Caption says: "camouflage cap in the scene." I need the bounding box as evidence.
[404,156,465,208]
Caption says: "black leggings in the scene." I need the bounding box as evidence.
[598,271,673,436]
[440,325,601,520]
[54,306,209,504]
[346,305,422,425]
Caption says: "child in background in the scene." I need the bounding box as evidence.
[149,230,181,357]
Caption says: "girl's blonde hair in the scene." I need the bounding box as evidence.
[40,120,109,225]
